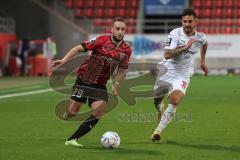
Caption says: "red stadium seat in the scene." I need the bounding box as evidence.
[225,0,234,8]
[118,0,127,8]
[225,8,233,18]
[195,8,200,17]
[202,27,210,34]
[236,9,240,18]
[204,0,212,8]
[129,9,138,18]
[115,8,125,17]
[129,0,138,8]
[231,27,237,34]
[224,27,232,34]
[83,9,93,18]
[211,27,221,34]
[236,27,240,33]
[65,0,73,8]
[236,19,240,27]
[235,0,240,7]
[203,9,211,18]
[192,0,201,8]
[200,19,210,27]
[95,9,104,18]
[210,19,220,27]
[93,19,104,26]
[85,0,94,8]
[224,19,233,26]
[127,27,136,34]
[128,18,137,26]
[213,8,222,18]
[105,9,115,18]
[74,9,83,17]
[106,0,117,8]
[75,0,84,8]
[214,0,224,8]
[96,0,105,8]
[103,20,112,26]
[104,28,112,34]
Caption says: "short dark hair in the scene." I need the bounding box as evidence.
[112,17,126,25]
[182,8,196,18]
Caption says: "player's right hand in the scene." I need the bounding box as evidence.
[51,59,66,68]
[185,39,200,50]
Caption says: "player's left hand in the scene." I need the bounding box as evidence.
[200,63,208,76]
[112,82,120,96]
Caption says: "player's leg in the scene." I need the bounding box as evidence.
[153,74,171,123]
[153,97,165,123]
[152,78,189,141]
[63,100,83,120]
[152,90,184,141]
[66,100,106,143]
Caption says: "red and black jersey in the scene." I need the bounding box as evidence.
[77,35,132,86]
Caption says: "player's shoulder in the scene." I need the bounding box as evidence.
[122,40,132,53]
[96,34,110,41]
[169,27,182,37]
[196,31,207,38]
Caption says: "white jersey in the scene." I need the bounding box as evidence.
[160,27,207,78]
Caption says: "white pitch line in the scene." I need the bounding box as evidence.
[0,88,53,100]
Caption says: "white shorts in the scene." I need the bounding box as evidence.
[153,69,190,98]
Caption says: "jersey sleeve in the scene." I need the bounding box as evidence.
[81,36,104,51]
[119,46,132,69]
[202,33,207,45]
[165,29,179,50]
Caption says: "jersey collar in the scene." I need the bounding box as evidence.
[181,27,196,37]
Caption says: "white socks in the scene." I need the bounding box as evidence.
[156,104,177,133]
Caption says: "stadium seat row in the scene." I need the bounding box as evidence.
[193,0,240,8]
[74,8,138,18]
[195,8,240,18]
[66,0,139,9]
[198,19,240,27]
[198,27,240,34]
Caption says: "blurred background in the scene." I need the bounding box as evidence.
[0,0,239,77]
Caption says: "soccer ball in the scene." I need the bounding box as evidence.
[101,131,120,149]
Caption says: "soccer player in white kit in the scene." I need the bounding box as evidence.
[151,8,208,141]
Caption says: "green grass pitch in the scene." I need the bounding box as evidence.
[0,75,240,160]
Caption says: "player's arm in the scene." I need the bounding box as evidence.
[200,42,208,76]
[51,45,85,67]
[164,39,199,59]
[112,68,127,96]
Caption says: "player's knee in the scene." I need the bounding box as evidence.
[91,108,105,118]
[169,96,181,106]
[92,111,104,119]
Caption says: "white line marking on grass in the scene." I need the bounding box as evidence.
[0,88,53,100]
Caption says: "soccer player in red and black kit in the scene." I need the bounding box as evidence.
[51,17,131,147]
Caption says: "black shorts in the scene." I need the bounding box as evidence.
[71,78,108,106]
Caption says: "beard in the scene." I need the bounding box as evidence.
[184,26,193,33]
[113,34,123,42]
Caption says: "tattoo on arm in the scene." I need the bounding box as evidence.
[172,46,186,56]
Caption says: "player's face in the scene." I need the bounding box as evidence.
[111,21,126,42]
[182,15,196,35]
